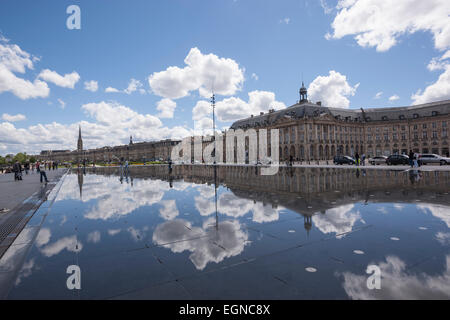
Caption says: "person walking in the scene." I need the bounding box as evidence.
[355,152,360,166]
[361,154,366,166]
[13,161,22,181]
[24,161,30,175]
[39,161,49,184]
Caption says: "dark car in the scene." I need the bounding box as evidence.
[333,155,356,165]
[386,154,409,165]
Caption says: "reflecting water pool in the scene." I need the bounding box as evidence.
[3,166,450,299]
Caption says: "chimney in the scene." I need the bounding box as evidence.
[316,101,322,106]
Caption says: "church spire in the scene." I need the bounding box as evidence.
[299,81,308,103]
[77,125,83,152]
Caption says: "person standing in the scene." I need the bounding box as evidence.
[409,150,414,168]
[13,161,22,181]
[355,152,360,166]
[39,162,48,183]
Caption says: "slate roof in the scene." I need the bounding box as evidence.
[230,99,450,129]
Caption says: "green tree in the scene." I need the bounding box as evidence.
[13,152,28,164]
[0,156,5,165]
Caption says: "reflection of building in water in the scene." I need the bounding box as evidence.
[77,169,83,199]
[80,165,450,218]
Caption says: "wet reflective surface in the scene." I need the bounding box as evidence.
[3,166,450,299]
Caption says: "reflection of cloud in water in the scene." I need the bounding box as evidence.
[152,218,248,270]
[87,231,101,243]
[313,204,360,237]
[417,204,450,228]
[217,193,282,223]
[57,175,174,220]
[436,232,450,246]
[340,255,450,299]
[159,200,179,220]
[127,226,148,242]
[108,229,121,236]
[39,235,82,257]
[15,259,35,286]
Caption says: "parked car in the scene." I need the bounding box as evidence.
[333,155,356,165]
[369,156,388,165]
[386,154,409,165]
[418,154,450,166]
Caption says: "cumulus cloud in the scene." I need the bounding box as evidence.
[87,231,101,243]
[212,90,286,122]
[0,41,49,99]
[38,69,80,89]
[84,80,98,92]
[328,0,450,52]
[105,86,119,93]
[340,255,450,299]
[308,70,359,108]
[148,47,245,99]
[152,218,248,270]
[159,200,179,220]
[2,113,26,122]
[156,98,177,119]
[388,94,400,102]
[124,78,144,94]
[412,65,450,104]
[312,204,361,236]
[0,101,192,155]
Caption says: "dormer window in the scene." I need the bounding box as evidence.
[382,116,388,121]
[413,113,419,119]
[399,115,405,120]
[432,111,439,116]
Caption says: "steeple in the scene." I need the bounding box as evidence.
[77,125,83,152]
[129,135,133,145]
[299,81,308,104]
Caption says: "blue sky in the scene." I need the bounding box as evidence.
[1,0,449,155]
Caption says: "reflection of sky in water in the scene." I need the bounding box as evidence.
[5,168,450,299]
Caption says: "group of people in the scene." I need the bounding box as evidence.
[408,150,421,168]
[7,160,59,183]
[354,153,366,166]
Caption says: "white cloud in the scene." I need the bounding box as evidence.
[280,18,290,24]
[340,255,450,299]
[328,0,450,52]
[156,98,177,119]
[389,94,400,102]
[308,70,359,108]
[159,200,179,220]
[374,91,383,99]
[0,41,49,100]
[320,0,333,14]
[251,73,259,81]
[213,90,286,122]
[0,101,192,155]
[87,231,101,243]
[412,65,450,104]
[57,98,66,109]
[105,86,120,93]
[84,80,98,92]
[38,69,80,89]
[124,78,143,94]
[2,113,26,122]
[148,47,244,99]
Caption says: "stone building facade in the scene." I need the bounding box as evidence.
[38,129,180,163]
[230,85,450,161]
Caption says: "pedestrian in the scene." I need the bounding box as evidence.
[39,161,49,183]
[36,161,40,173]
[24,161,30,175]
[13,161,23,181]
[355,152,360,166]
[409,150,414,168]
[361,154,366,166]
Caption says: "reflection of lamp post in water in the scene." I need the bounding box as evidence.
[211,93,217,165]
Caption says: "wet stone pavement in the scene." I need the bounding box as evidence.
[0,165,449,299]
